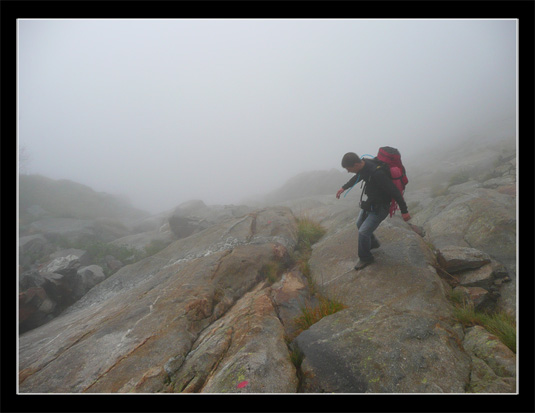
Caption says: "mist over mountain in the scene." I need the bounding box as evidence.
[17,131,517,394]
[19,174,148,225]
[19,131,516,223]
[18,19,517,214]
[16,17,521,398]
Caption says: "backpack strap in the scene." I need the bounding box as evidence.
[359,164,382,206]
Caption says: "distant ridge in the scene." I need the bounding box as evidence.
[19,174,149,223]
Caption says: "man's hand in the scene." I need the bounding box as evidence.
[336,188,345,199]
[402,212,411,222]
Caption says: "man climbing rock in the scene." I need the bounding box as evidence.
[336,152,411,270]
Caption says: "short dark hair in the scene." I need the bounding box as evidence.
[341,152,362,168]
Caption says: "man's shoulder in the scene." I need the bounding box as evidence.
[367,160,391,181]
[366,159,385,174]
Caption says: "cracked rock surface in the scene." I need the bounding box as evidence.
[19,207,298,393]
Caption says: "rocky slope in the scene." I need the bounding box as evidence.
[18,137,517,394]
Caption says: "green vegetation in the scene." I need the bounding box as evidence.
[296,216,326,251]
[293,216,326,293]
[448,291,516,353]
[55,237,171,276]
[260,261,284,285]
[289,345,304,369]
[258,217,327,287]
[290,216,346,333]
[294,295,347,333]
[452,304,516,353]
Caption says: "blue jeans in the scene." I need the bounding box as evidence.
[356,205,389,261]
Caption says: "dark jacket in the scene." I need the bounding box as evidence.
[342,160,408,214]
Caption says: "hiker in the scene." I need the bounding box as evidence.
[336,152,411,270]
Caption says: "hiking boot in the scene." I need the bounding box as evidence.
[354,257,374,270]
[370,239,381,250]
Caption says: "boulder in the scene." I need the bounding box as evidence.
[19,287,56,333]
[18,235,56,269]
[41,272,77,306]
[482,176,515,190]
[168,214,203,239]
[436,246,491,274]
[40,254,80,276]
[75,265,106,296]
[295,217,471,393]
[457,260,510,292]
[411,187,516,317]
[104,255,123,273]
[452,286,498,313]
[168,284,299,393]
[18,207,298,393]
[49,249,91,266]
[270,269,312,339]
[468,356,516,393]
[19,269,46,291]
[168,201,254,240]
[463,326,516,393]
[411,188,515,267]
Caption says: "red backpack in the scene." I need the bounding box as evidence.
[374,146,408,217]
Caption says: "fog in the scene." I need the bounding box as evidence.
[18,19,517,214]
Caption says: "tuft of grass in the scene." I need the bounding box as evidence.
[293,216,326,293]
[259,261,283,285]
[289,346,304,369]
[296,217,326,253]
[291,216,345,334]
[294,295,347,333]
[451,302,516,354]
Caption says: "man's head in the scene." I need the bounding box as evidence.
[341,152,364,173]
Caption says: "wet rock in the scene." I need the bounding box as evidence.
[19,269,46,291]
[463,326,516,393]
[412,189,515,267]
[167,201,254,240]
[41,272,77,306]
[49,249,91,266]
[457,260,510,291]
[74,265,106,298]
[270,270,311,339]
[170,285,298,393]
[19,235,56,269]
[18,207,298,393]
[411,187,516,317]
[468,356,516,393]
[436,246,491,274]
[104,255,123,273]
[296,217,471,393]
[40,254,80,276]
[19,287,56,333]
[452,286,498,313]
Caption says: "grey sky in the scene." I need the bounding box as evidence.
[18,19,517,214]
